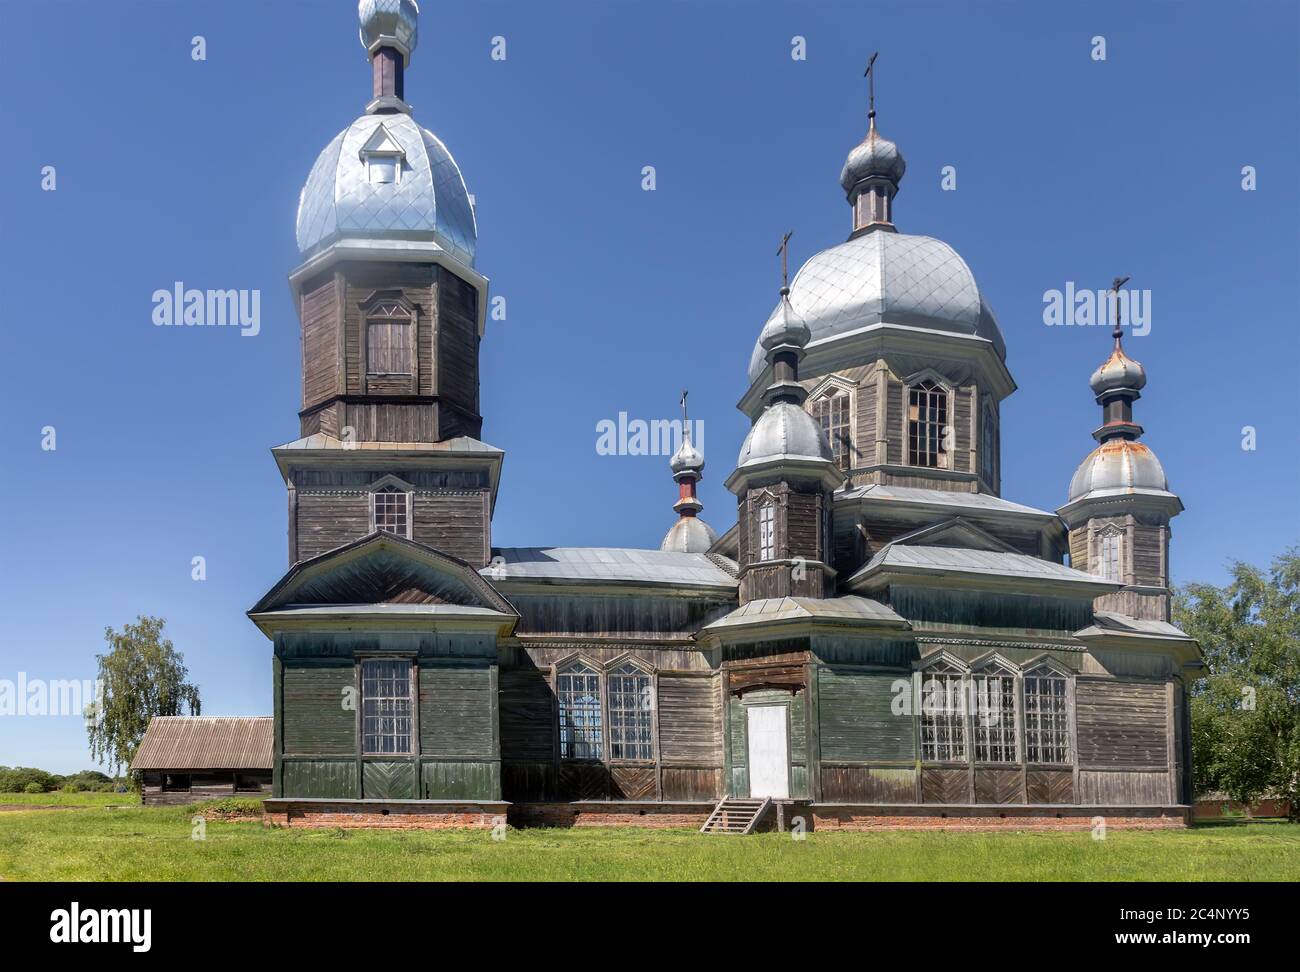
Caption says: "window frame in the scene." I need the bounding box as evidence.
[1023,663,1073,766]
[556,661,605,762]
[606,662,655,763]
[368,475,414,540]
[971,658,1020,764]
[1096,526,1125,583]
[359,657,415,757]
[918,658,969,763]
[757,502,776,561]
[358,291,419,393]
[906,377,950,470]
[979,399,999,490]
[808,378,855,475]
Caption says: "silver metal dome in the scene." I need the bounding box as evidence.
[660,516,717,554]
[1090,344,1147,396]
[736,401,833,468]
[296,112,477,265]
[758,291,811,353]
[747,230,1006,382]
[840,121,906,194]
[669,437,704,476]
[359,0,419,62]
[1068,439,1167,502]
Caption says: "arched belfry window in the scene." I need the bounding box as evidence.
[907,379,949,469]
[810,385,852,473]
[556,662,603,761]
[979,400,998,489]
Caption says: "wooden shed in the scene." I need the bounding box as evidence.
[132,716,273,805]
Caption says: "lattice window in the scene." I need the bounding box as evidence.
[557,663,603,760]
[361,658,413,755]
[1097,528,1124,582]
[920,662,968,761]
[607,664,654,761]
[811,388,852,473]
[1024,666,1071,764]
[973,667,1018,763]
[366,301,412,376]
[371,484,410,538]
[758,503,776,561]
[907,379,948,469]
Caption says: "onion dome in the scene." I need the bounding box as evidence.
[840,117,906,195]
[1068,439,1168,502]
[1090,342,1147,396]
[736,401,833,468]
[759,287,811,353]
[669,435,704,477]
[359,0,419,63]
[295,1,477,267]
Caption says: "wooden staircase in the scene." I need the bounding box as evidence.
[700,797,771,835]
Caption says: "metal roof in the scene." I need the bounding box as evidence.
[1075,611,1194,642]
[735,401,834,468]
[748,230,1006,382]
[131,717,272,772]
[296,111,477,265]
[838,483,1057,519]
[1067,438,1170,502]
[849,544,1118,591]
[704,595,907,632]
[486,547,737,589]
[273,433,502,455]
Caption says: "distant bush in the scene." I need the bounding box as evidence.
[0,766,127,794]
[22,782,44,794]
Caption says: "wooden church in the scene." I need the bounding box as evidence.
[255,1,1200,831]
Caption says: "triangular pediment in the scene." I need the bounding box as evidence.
[890,517,1020,554]
[250,532,515,615]
[359,124,406,159]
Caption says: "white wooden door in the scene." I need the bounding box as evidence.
[746,705,789,799]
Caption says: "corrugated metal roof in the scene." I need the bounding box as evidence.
[131,717,272,772]
[852,544,1116,589]
[839,484,1055,518]
[705,595,907,631]
[487,547,737,588]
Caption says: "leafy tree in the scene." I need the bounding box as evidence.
[1175,549,1300,818]
[86,616,200,777]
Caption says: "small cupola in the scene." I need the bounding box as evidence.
[660,393,717,554]
[840,53,906,233]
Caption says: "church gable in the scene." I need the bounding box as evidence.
[889,517,1021,554]
[251,532,514,613]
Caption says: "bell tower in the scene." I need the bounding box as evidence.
[1058,279,1182,621]
[275,0,502,568]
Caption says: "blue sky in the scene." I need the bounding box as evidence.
[1,0,1296,773]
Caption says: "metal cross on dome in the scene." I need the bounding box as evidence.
[864,51,879,118]
[776,231,793,290]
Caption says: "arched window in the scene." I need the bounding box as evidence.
[919,659,967,761]
[366,300,413,376]
[972,660,1018,763]
[1023,665,1071,764]
[607,664,654,761]
[758,503,776,561]
[370,484,410,538]
[1097,526,1124,582]
[907,379,948,468]
[811,387,852,473]
[556,663,602,760]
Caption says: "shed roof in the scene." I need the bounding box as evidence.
[131,716,273,771]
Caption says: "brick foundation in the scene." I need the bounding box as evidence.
[262,799,509,830]
[808,803,1190,831]
[507,801,715,829]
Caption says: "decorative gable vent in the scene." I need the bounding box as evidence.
[359,124,406,185]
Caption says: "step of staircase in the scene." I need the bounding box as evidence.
[700,796,771,835]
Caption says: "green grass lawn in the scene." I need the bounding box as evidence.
[0,804,1296,881]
